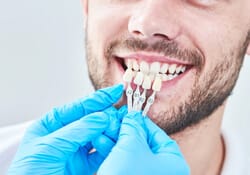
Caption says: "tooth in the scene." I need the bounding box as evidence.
[125,59,133,69]
[132,60,139,71]
[142,75,152,89]
[181,66,186,73]
[123,69,134,82]
[152,75,162,92]
[175,66,182,74]
[140,61,149,73]
[161,74,169,81]
[169,64,177,74]
[160,63,169,74]
[150,62,161,74]
[133,72,144,85]
[168,74,174,80]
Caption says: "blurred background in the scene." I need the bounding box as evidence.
[0,0,249,139]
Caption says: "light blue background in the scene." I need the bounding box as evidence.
[0,0,249,138]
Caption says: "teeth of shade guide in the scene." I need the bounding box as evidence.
[140,61,149,73]
[142,75,152,89]
[134,71,144,85]
[169,64,177,74]
[132,60,139,71]
[150,62,161,74]
[152,75,162,91]
[123,68,134,82]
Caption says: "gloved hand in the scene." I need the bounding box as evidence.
[98,111,190,175]
[8,84,124,175]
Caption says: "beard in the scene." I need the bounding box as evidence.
[85,28,249,135]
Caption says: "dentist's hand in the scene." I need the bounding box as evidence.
[8,84,124,175]
[98,112,190,175]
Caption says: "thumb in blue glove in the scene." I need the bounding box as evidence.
[8,84,124,175]
[98,111,190,175]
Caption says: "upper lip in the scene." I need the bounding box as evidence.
[113,51,193,66]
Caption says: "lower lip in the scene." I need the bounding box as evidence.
[114,57,192,91]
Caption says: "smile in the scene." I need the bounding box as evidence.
[115,53,193,116]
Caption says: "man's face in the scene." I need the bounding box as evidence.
[84,0,250,134]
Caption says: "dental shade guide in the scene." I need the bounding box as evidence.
[132,72,144,111]
[142,75,162,116]
[123,63,134,112]
[123,59,176,116]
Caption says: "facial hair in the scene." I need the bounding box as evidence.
[85,29,249,135]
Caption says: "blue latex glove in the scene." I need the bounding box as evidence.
[8,84,124,175]
[97,111,190,175]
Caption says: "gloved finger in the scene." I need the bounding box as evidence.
[92,134,115,157]
[116,105,128,121]
[26,84,124,138]
[92,106,126,157]
[40,111,112,160]
[144,117,181,154]
[88,151,106,174]
[116,112,149,151]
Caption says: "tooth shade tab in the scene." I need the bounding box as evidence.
[142,75,152,89]
[140,61,149,73]
[150,62,161,74]
[123,68,134,82]
[152,75,162,92]
[134,72,144,85]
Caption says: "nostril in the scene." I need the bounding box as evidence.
[153,33,171,40]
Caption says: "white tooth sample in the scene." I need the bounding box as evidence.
[142,75,152,89]
[169,64,177,74]
[123,69,134,82]
[181,66,186,73]
[126,84,133,112]
[152,76,162,92]
[149,73,155,81]
[132,60,139,71]
[142,91,156,116]
[133,72,144,85]
[160,63,169,74]
[161,74,169,81]
[140,61,149,73]
[150,62,161,74]
[175,66,182,74]
[132,72,144,111]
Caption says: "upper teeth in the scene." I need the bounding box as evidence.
[124,59,187,82]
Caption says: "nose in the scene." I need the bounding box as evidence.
[128,1,181,41]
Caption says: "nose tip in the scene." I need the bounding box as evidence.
[127,2,180,41]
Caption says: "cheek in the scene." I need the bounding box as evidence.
[88,5,130,57]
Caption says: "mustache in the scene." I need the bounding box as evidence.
[105,38,204,68]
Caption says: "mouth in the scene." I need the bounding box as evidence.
[113,52,195,116]
[115,53,193,87]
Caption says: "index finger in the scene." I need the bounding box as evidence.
[27,84,123,137]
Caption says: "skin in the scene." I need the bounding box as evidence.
[82,0,250,174]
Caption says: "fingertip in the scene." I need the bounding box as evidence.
[98,84,124,100]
